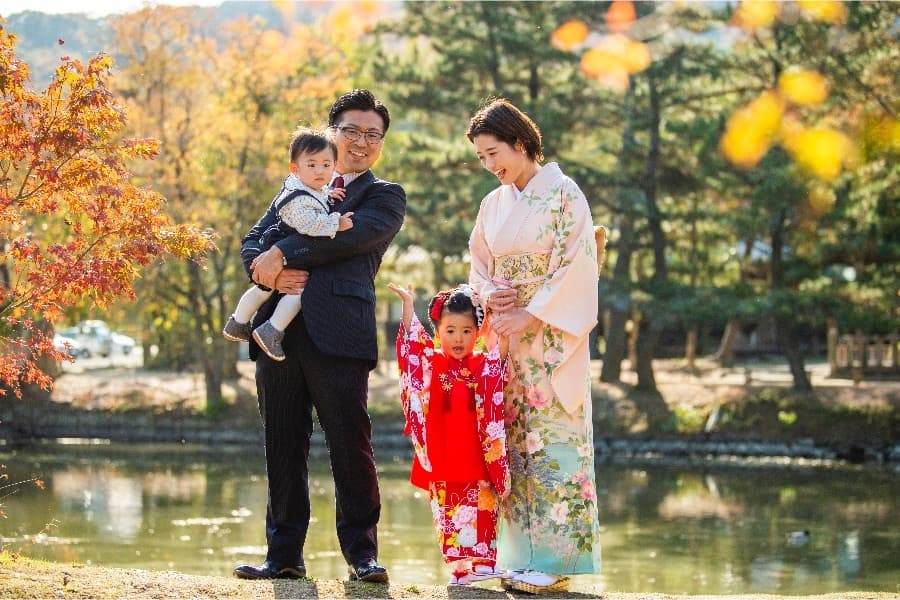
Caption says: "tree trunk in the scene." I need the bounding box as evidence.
[600,86,638,384]
[716,319,739,368]
[204,353,225,417]
[769,206,810,391]
[223,344,240,379]
[588,324,602,360]
[776,316,812,391]
[635,317,661,390]
[633,71,666,393]
[685,325,698,371]
[627,314,639,369]
[601,306,629,382]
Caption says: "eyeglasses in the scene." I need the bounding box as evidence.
[334,126,384,145]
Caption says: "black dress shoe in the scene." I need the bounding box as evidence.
[233,559,306,580]
[348,558,389,583]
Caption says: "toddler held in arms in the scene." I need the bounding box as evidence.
[223,127,351,360]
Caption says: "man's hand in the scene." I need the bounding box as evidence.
[274,269,308,295]
[251,247,285,289]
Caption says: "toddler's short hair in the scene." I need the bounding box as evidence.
[290,127,337,163]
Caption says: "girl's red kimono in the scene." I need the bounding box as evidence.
[396,314,510,566]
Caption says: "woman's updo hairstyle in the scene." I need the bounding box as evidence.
[466,98,543,162]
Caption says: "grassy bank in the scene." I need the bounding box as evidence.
[1,553,896,600]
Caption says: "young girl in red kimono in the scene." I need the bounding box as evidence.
[388,283,510,586]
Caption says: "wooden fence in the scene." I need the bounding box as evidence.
[829,329,900,379]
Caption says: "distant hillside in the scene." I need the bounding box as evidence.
[3,11,112,84]
[2,1,331,85]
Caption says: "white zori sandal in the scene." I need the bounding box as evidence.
[509,571,570,594]
[467,564,504,582]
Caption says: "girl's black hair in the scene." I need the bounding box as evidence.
[428,289,479,329]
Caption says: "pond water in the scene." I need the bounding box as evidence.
[1,442,898,595]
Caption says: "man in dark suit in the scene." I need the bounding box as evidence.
[233,89,405,583]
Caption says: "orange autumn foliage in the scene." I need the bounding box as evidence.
[0,21,213,396]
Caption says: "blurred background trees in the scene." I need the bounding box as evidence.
[2,0,896,410]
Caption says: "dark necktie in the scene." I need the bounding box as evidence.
[331,175,345,205]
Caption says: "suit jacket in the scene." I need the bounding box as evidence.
[241,170,406,367]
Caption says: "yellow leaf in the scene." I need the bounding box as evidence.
[551,20,589,51]
[806,184,836,217]
[719,91,784,169]
[782,127,852,181]
[864,115,900,153]
[327,4,355,37]
[747,90,785,136]
[326,1,384,38]
[606,0,637,33]
[720,122,772,169]
[732,0,781,30]
[778,69,828,107]
[797,0,847,24]
[580,34,650,89]
[580,47,630,92]
[623,39,651,73]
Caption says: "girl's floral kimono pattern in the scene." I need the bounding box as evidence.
[469,162,602,575]
[396,314,510,564]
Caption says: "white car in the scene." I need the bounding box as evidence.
[111,332,136,355]
[53,333,89,358]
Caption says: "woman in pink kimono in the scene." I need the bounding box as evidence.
[389,283,510,586]
[466,99,601,594]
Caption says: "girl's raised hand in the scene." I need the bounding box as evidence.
[387,283,415,330]
[387,282,414,303]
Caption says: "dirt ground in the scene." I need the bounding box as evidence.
[1,553,896,600]
[50,356,898,410]
[47,357,899,446]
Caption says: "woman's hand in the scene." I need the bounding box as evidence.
[490,307,538,337]
[486,287,517,315]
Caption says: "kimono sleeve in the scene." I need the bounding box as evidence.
[395,313,433,471]
[527,176,598,339]
[476,346,510,497]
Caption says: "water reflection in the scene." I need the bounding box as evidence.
[1,443,898,594]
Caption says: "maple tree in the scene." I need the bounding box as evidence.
[0,19,213,397]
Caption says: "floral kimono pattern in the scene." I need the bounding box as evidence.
[469,162,602,575]
[396,314,510,564]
